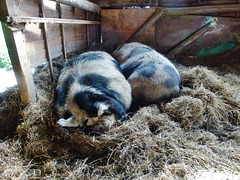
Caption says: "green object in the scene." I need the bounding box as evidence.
[0,52,12,70]
[196,42,236,57]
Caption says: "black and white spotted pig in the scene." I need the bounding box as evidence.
[55,51,131,133]
[112,42,180,107]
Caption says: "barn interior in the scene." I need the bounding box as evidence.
[0,0,239,179]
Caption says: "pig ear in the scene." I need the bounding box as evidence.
[95,100,127,121]
[107,99,127,122]
[97,103,111,117]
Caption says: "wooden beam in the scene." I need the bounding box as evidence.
[2,0,36,105]
[167,21,212,58]
[160,4,240,16]
[86,12,90,48]
[237,0,240,17]
[40,0,54,81]
[58,3,67,59]
[51,0,101,14]
[2,23,36,105]
[6,16,100,25]
[127,9,163,43]
[126,4,240,43]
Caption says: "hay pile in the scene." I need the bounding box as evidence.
[0,57,239,179]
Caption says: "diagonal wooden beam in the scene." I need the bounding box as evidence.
[167,21,213,58]
[127,8,163,43]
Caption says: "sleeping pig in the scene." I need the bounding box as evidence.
[112,42,180,107]
[55,51,132,133]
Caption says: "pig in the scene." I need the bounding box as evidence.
[55,51,132,133]
[112,42,181,107]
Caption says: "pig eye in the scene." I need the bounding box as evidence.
[102,111,111,116]
[90,94,99,99]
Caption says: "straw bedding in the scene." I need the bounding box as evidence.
[0,55,239,179]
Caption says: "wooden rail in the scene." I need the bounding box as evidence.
[160,4,240,16]
[6,16,100,25]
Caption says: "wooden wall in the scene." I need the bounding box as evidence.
[101,1,240,72]
[0,0,100,104]
[15,0,99,68]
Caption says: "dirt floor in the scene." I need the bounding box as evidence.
[0,54,239,179]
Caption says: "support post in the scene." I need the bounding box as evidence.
[2,23,36,105]
[1,0,36,105]
[40,0,54,81]
[86,11,90,48]
[58,3,67,60]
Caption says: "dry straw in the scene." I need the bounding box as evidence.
[0,56,239,179]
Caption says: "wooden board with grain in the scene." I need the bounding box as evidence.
[101,8,156,47]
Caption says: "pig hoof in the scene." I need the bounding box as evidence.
[57,118,79,127]
[57,118,68,127]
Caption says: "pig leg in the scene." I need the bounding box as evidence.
[57,116,80,127]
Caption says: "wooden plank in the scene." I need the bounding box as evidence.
[40,0,54,81]
[127,8,163,42]
[2,23,36,104]
[65,34,86,43]
[101,8,156,45]
[6,16,100,25]
[86,12,90,47]
[51,0,101,14]
[19,2,40,17]
[66,40,86,53]
[160,4,240,15]
[158,0,197,7]
[26,40,45,53]
[2,0,36,105]
[203,0,237,5]
[24,29,44,42]
[58,3,67,59]
[167,21,213,58]
[237,0,240,17]
[92,0,158,8]
[43,9,60,18]
[28,50,47,68]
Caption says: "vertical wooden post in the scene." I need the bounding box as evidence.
[237,0,240,17]
[58,3,67,59]
[2,23,36,104]
[1,0,36,105]
[39,0,54,81]
[86,11,90,48]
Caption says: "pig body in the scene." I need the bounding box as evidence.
[55,51,131,133]
[112,42,180,106]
